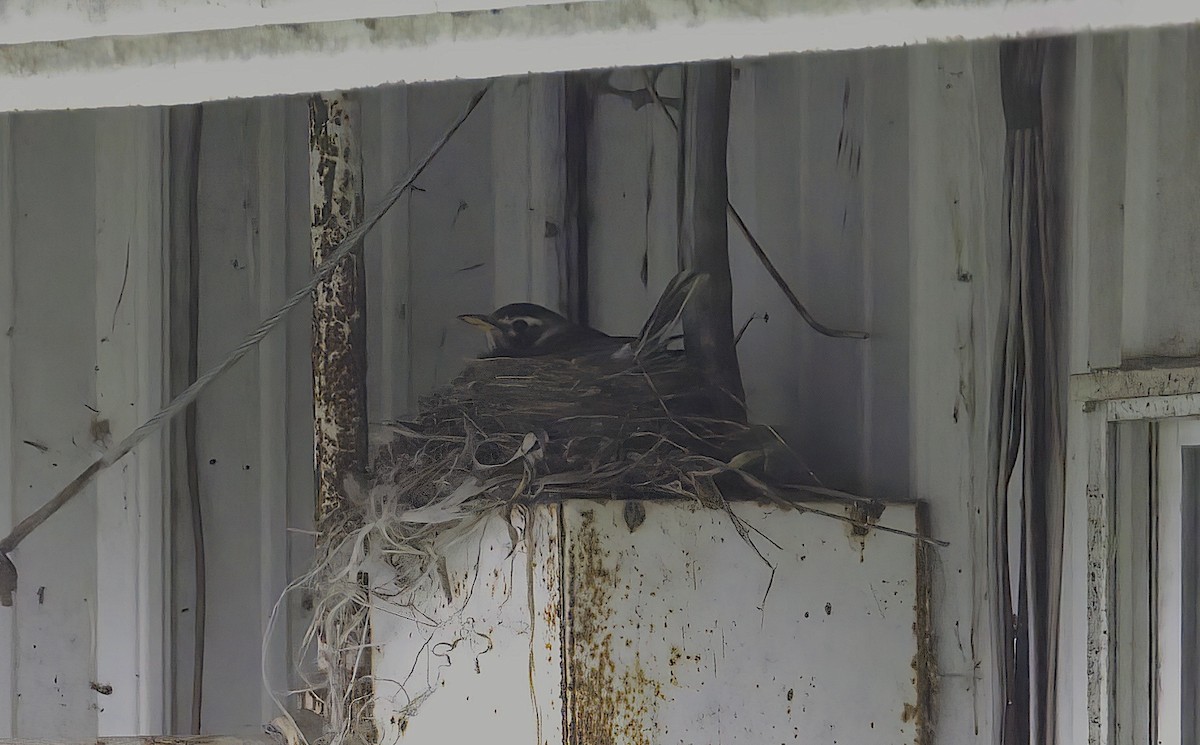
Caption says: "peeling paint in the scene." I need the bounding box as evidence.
[373,500,930,743]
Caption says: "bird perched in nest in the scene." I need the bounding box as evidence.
[458,303,624,358]
[458,272,703,361]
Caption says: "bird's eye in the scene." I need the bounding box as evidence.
[511,319,529,333]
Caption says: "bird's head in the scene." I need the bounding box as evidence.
[458,303,577,357]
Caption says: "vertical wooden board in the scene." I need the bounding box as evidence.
[490,77,535,307]
[729,58,804,440]
[0,112,15,739]
[491,73,569,312]
[1068,33,1127,373]
[859,47,912,501]
[193,100,268,736]
[586,69,665,336]
[251,97,293,726]
[1084,409,1113,745]
[364,84,413,418]
[1121,27,1200,359]
[1110,421,1153,742]
[10,109,100,738]
[1059,400,1093,745]
[908,41,1007,744]
[370,508,564,745]
[791,51,868,492]
[525,74,569,312]
[643,69,682,307]
[404,81,496,395]
[282,94,318,693]
[93,107,168,735]
[560,500,926,744]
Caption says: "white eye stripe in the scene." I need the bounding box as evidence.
[503,316,544,327]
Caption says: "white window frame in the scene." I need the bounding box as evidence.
[1071,362,1200,745]
[1151,417,1200,745]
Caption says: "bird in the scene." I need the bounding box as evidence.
[459,272,705,360]
[457,303,626,358]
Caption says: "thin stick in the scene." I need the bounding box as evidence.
[727,204,869,339]
[0,85,491,607]
[640,68,868,341]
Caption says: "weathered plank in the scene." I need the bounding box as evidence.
[678,60,745,417]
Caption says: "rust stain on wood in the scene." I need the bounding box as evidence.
[309,91,371,740]
[565,508,665,745]
[309,93,368,528]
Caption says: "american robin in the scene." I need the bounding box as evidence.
[458,303,624,358]
[459,272,705,359]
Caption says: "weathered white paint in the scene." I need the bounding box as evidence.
[1070,362,1200,403]
[370,507,563,745]
[372,500,929,744]
[190,102,278,736]
[252,98,292,727]
[1154,418,1200,744]
[0,0,594,45]
[1110,421,1153,742]
[0,114,16,739]
[93,107,169,735]
[360,84,413,419]
[9,109,102,738]
[491,75,569,312]
[2,0,1200,112]
[1071,384,1200,745]
[909,42,1008,745]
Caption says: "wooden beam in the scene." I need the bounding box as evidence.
[677,60,745,418]
[309,93,369,527]
[308,92,370,736]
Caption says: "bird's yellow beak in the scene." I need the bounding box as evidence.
[458,313,498,331]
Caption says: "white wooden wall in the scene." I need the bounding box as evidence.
[0,109,168,737]
[1,25,1199,744]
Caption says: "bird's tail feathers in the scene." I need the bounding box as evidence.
[630,271,708,359]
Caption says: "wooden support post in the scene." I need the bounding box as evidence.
[308,92,370,737]
[677,61,746,419]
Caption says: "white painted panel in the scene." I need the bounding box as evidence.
[193,101,271,736]
[491,74,568,312]
[0,113,15,739]
[251,98,293,726]
[372,499,928,743]
[93,107,168,735]
[9,110,101,738]
[1120,27,1200,360]
[280,94,319,697]
[360,85,414,419]
[587,67,679,335]
[908,41,1007,745]
[371,507,564,745]
[404,82,497,393]
[728,59,804,437]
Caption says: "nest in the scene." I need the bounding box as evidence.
[372,347,782,505]
[286,311,918,745]
[285,339,818,743]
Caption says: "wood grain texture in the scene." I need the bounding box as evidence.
[308,93,369,527]
[677,61,745,418]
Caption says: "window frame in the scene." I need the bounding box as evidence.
[1071,361,1200,745]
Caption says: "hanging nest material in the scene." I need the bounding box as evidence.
[285,274,925,745]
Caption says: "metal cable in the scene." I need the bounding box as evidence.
[0,85,490,604]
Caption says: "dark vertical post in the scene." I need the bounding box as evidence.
[677,61,745,418]
[563,73,594,326]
